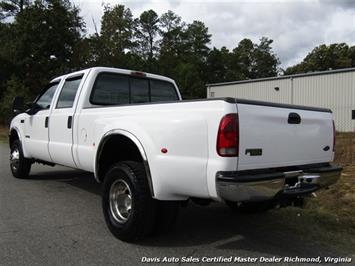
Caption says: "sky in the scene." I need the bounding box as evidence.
[72,0,355,68]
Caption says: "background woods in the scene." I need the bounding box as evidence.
[1,1,355,123]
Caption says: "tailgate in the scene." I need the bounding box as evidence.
[237,101,334,171]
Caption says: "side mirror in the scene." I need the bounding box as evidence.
[26,102,42,115]
[12,96,24,114]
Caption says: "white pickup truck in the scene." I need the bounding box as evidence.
[9,67,341,241]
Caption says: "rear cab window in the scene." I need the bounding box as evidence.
[56,75,83,108]
[90,72,179,106]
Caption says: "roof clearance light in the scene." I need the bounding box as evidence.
[131,71,146,77]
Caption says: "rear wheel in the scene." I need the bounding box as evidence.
[10,140,31,179]
[102,161,157,242]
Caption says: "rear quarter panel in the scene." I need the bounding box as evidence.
[75,101,237,200]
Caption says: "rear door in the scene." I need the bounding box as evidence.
[48,74,84,168]
[237,102,334,171]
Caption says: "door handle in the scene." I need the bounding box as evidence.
[45,117,49,128]
[67,116,73,129]
[288,112,301,124]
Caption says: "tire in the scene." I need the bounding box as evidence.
[102,161,157,242]
[153,201,179,234]
[226,200,275,214]
[10,140,31,179]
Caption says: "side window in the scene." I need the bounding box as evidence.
[150,80,178,102]
[131,78,149,103]
[56,76,83,108]
[90,73,129,105]
[36,83,59,109]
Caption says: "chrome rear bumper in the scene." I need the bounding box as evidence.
[216,164,342,202]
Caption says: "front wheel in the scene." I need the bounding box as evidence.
[10,140,31,178]
[102,161,157,242]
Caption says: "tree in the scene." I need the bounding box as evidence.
[172,21,211,99]
[232,38,254,79]
[85,4,136,69]
[158,10,185,77]
[185,20,211,60]
[231,37,279,79]
[0,4,286,123]
[252,37,279,77]
[134,10,159,72]
[206,47,236,83]
[0,0,31,20]
[0,76,31,123]
[135,10,159,62]
[0,21,16,101]
[11,0,85,95]
[285,43,352,75]
[159,10,184,55]
[101,4,135,53]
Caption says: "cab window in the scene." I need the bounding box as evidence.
[56,76,83,108]
[36,83,59,109]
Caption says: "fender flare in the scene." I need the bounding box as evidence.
[94,129,155,197]
[9,126,21,146]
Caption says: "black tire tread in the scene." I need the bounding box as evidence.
[102,161,157,242]
[10,140,31,179]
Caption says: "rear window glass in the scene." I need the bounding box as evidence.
[90,73,179,105]
[91,73,129,105]
[131,78,149,103]
[56,76,83,108]
[151,80,179,102]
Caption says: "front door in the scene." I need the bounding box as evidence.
[48,74,84,168]
[24,82,60,161]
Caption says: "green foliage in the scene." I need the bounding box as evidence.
[285,43,354,74]
[0,76,31,123]
[0,0,31,20]
[9,0,85,95]
[0,2,283,122]
[135,10,159,58]
[99,4,135,67]
[231,37,279,79]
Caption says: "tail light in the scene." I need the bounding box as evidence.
[332,120,336,152]
[217,113,239,157]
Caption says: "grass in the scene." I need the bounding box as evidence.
[305,165,355,228]
[282,132,355,253]
[306,133,355,228]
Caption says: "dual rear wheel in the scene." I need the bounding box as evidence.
[102,161,179,242]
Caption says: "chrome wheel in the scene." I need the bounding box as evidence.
[10,148,20,172]
[109,179,132,224]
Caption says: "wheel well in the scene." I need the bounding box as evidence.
[9,129,19,148]
[97,134,144,182]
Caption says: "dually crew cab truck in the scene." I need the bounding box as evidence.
[9,67,342,241]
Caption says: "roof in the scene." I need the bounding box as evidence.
[206,67,355,87]
[51,67,176,84]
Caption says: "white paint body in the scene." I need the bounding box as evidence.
[10,67,335,201]
[208,68,355,132]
